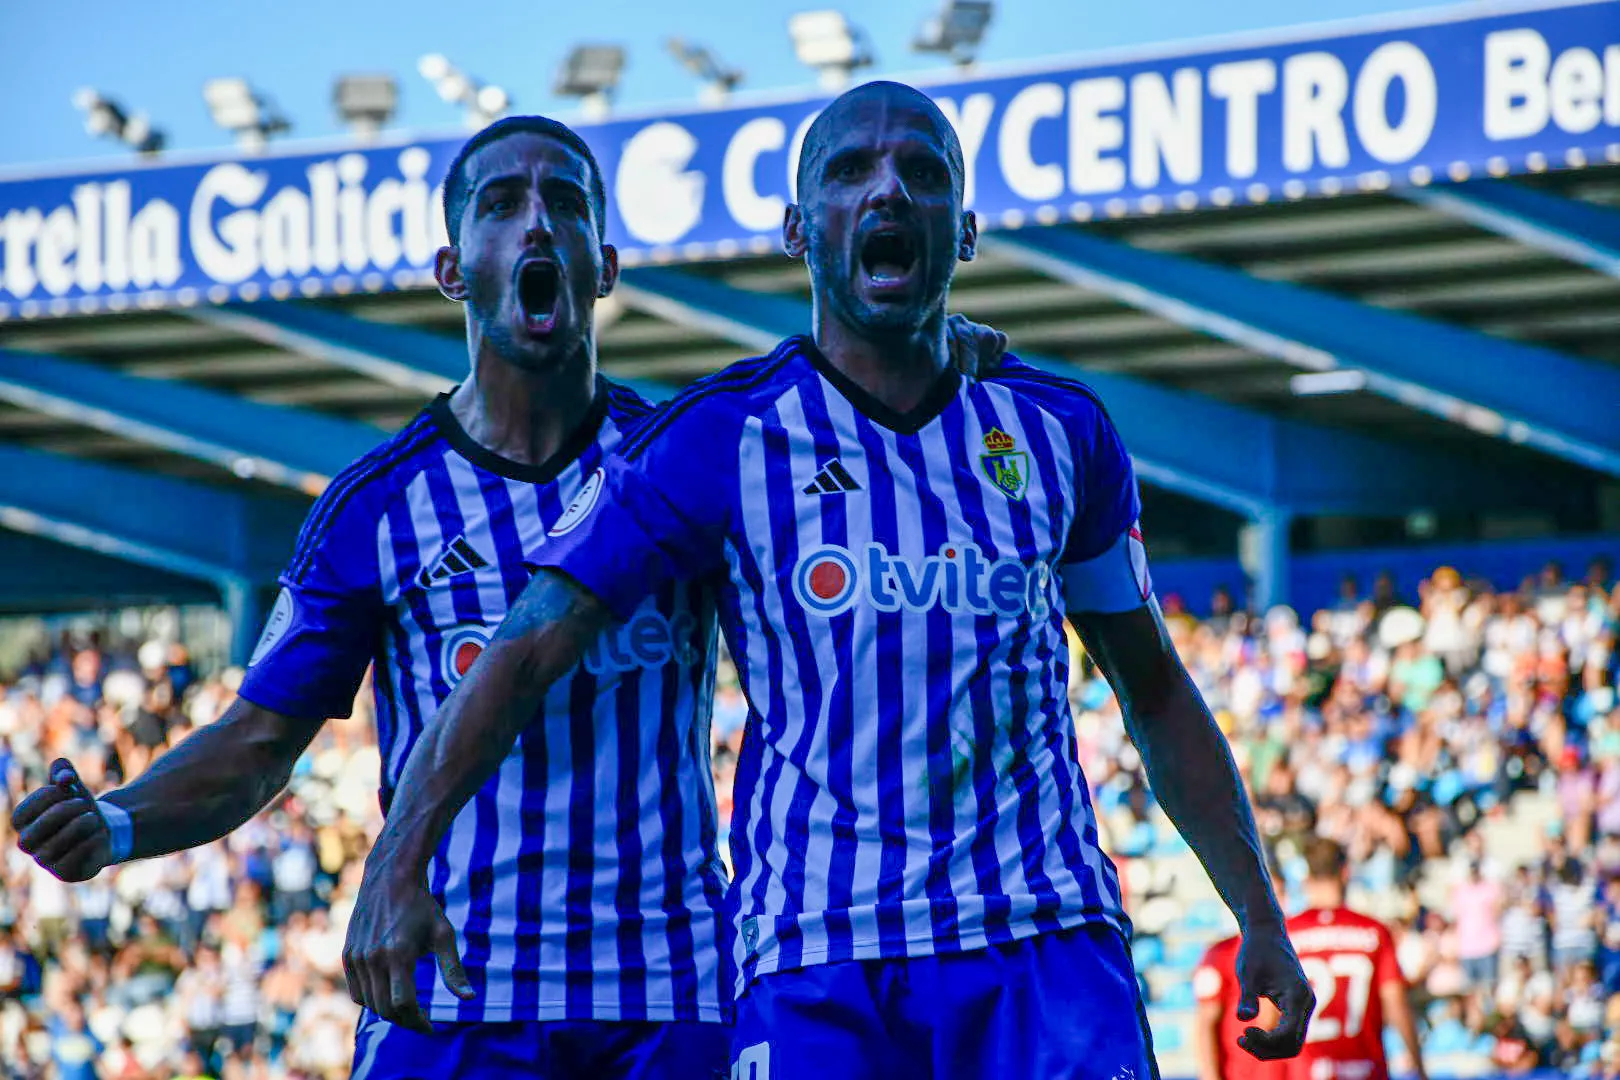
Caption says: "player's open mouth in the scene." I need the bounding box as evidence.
[859,229,919,292]
[518,260,560,335]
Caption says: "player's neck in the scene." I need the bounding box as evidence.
[814,310,950,416]
[1304,881,1345,910]
[453,344,597,469]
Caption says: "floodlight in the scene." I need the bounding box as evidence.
[913,0,994,65]
[666,37,743,105]
[417,54,511,128]
[555,44,626,120]
[203,77,290,150]
[333,74,399,138]
[72,87,165,155]
[788,10,873,90]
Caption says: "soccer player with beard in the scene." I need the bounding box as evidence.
[345,83,1312,1077]
[16,116,737,1079]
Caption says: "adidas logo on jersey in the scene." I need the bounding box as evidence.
[802,459,861,495]
[417,535,490,588]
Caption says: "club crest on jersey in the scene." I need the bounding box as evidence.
[440,625,492,686]
[979,428,1028,499]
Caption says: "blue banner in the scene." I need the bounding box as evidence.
[0,0,1615,318]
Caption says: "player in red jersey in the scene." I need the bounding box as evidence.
[1195,864,1290,1080]
[1285,838,1427,1080]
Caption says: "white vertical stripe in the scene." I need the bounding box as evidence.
[813,390,883,949]
[773,387,844,920]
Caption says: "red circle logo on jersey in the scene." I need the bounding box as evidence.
[440,626,493,685]
[793,546,860,616]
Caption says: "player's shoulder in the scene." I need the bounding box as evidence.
[980,354,1112,422]
[285,408,443,576]
[617,337,806,460]
[599,376,657,425]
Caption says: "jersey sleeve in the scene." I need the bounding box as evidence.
[1054,393,1149,614]
[236,481,384,721]
[533,399,736,621]
[1193,943,1229,1004]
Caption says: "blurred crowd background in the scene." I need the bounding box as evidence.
[0,553,1615,1078]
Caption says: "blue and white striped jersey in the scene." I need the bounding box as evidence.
[237,379,729,1024]
[536,338,1149,994]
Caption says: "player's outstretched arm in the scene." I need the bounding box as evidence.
[1381,977,1429,1080]
[1072,604,1314,1061]
[11,699,324,881]
[344,567,610,1032]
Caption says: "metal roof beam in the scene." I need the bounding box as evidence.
[616,267,1547,519]
[0,348,384,494]
[1400,179,1620,281]
[189,299,675,403]
[0,443,305,586]
[0,530,222,613]
[982,229,1620,477]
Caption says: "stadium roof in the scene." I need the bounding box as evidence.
[0,0,1617,652]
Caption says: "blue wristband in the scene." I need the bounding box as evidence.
[98,800,134,864]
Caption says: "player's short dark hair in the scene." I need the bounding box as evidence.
[441,115,608,245]
[1304,836,1347,881]
[795,81,965,202]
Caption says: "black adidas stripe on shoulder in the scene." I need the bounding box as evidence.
[286,412,440,585]
[986,361,1114,420]
[617,339,801,462]
[601,377,656,420]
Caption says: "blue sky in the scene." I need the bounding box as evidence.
[1,0,1447,169]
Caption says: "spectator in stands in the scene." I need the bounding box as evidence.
[1452,859,1504,989]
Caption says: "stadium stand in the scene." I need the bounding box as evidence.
[0,554,1614,1078]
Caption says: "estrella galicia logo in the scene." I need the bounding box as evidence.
[792,542,1051,621]
[979,427,1029,499]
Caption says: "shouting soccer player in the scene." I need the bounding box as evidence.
[346,82,1312,1077]
[15,115,739,1080]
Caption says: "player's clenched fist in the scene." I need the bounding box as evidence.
[11,759,116,882]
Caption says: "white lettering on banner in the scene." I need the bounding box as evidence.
[1284,52,1351,172]
[999,82,1066,201]
[1210,59,1277,180]
[192,163,270,284]
[616,122,704,245]
[71,184,102,291]
[104,182,131,290]
[1131,68,1203,188]
[35,207,77,296]
[1354,41,1438,164]
[1070,76,1128,195]
[723,117,787,233]
[307,160,341,273]
[2,209,40,298]
[1485,30,1620,140]
[261,187,313,277]
[128,199,181,288]
[935,93,995,208]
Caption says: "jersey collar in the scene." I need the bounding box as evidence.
[429,377,611,484]
[798,336,961,436]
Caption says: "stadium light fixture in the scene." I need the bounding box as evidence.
[666,37,743,106]
[418,53,512,128]
[554,44,626,121]
[202,78,291,151]
[912,0,994,66]
[1290,370,1368,396]
[71,88,165,155]
[788,10,873,91]
[333,74,400,139]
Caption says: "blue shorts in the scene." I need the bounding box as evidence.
[731,924,1156,1080]
[352,1012,731,1080]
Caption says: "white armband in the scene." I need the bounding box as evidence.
[1059,524,1154,615]
[98,800,134,864]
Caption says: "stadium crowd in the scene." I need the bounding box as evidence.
[0,553,1615,1078]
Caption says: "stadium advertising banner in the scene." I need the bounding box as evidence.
[0,0,1615,319]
